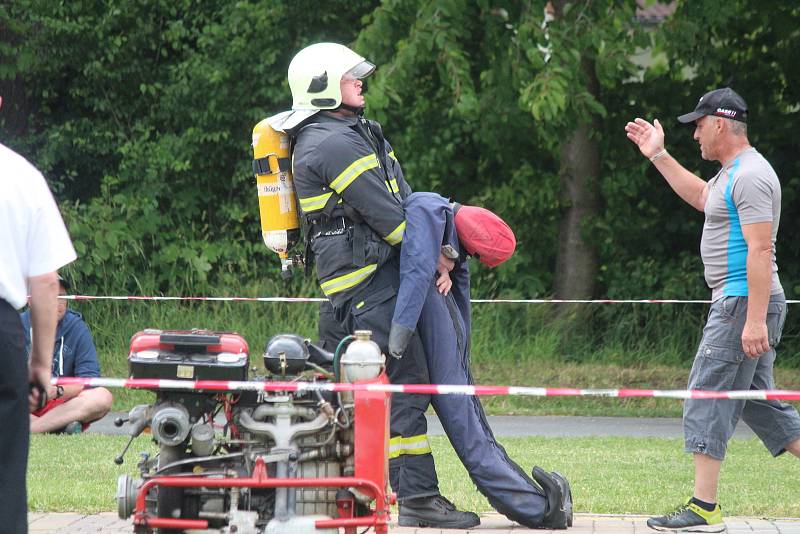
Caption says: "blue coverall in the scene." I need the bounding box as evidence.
[390,192,549,527]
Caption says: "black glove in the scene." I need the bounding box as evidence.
[388,323,414,359]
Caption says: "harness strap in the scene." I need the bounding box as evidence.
[252,156,290,176]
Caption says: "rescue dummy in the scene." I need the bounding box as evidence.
[388,192,574,529]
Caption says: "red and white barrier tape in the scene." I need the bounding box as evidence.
[54,377,800,401]
[64,295,325,303]
[58,294,800,304]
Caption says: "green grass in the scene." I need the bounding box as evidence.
[28,434,157,513]
[435,435,800,518]
[71,296,800,416]
[28,433,800,517]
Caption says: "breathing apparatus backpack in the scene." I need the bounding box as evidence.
[251,111,392,279]
[251,118,303,279]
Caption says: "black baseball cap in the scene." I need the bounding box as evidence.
[677,87,748,124]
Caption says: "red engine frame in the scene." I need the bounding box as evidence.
[131,374,393,534]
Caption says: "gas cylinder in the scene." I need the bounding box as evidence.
[252,119,301,276]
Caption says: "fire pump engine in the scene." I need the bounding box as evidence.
[114,329,391,534]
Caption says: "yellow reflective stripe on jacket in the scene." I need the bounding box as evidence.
[386,179,399,194]
[320,264,377,296]
[383,220,406,246]
[299,191,334,212]
[388,151,397,161]
[330,154,380,194]
[388,434,432,459]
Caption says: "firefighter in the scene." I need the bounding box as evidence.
[273,43,480,529]
[389,192,574,529]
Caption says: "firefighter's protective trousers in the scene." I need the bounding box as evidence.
[390,193,549,526]
[293,112,440,500]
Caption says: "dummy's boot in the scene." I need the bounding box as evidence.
[398,494,481,529]
[531,466,569,529]
[551,471,573,527]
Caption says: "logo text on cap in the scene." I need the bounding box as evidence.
[715,107,737,118]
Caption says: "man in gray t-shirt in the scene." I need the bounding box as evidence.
[701,146,782,301]
[625,88,800,533]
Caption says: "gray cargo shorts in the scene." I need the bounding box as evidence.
[684,293,800,460]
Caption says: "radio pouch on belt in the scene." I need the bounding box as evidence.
[342,204,367,268]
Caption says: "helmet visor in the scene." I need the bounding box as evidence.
[345,60,375,80]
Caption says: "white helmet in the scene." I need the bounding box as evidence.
[289,42,375,111]
[271,43,375,132]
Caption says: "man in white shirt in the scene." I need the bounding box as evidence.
[1,96,77,533]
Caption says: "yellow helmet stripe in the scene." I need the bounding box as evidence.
[320,264,377,296]
[298,192,333,212]
[383,220,406,246]
[330,154,379,194]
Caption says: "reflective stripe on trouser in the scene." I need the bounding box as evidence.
[336,265,440,500]
[418,285,548,527]
[389,434,432,458]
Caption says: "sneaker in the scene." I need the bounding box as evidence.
[647,500,725,532]
[531,466,568,529]
[62,421,83,435]
[398,494,480,529]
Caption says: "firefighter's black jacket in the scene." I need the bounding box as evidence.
[291,112,411,308]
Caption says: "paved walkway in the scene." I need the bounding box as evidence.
[27,512,800,533]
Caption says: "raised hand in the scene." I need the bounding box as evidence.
[625,117,665,159]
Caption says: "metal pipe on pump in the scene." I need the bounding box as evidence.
[252,119,301,278]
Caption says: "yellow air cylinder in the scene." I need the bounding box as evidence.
[251,119,300,273]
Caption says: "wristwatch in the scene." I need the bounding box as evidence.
[55,385,64,399]
[441,244,459,260]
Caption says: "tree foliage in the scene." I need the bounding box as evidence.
[1,0,374,294]
[1,0,799,306]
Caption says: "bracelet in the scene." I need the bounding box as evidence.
[649,149,668,162]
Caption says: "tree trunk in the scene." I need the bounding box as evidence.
[547,1,602,300]
[553,64,601,299]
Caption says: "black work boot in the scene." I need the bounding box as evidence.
[550,471,573,527]
[531,466,569,529]
[398,494,481,529]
